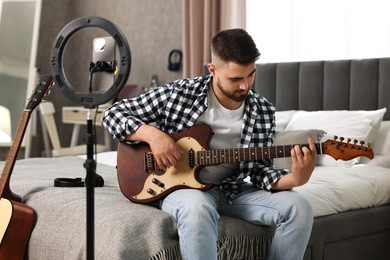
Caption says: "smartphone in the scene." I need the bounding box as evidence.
[92,36,116,92]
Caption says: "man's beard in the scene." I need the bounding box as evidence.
[216,77,249,103]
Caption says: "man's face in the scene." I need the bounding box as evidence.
[208,61,256,109]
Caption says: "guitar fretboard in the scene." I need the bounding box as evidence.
[197,143,324,166]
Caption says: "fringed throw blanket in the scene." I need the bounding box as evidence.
[3,156,274,259]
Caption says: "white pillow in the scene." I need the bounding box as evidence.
[359,121,390,168]
[360,155,390,168]
[273,129,325,170]
[284,108,387,166]
[275,110,296,132]
[370,120,390,155]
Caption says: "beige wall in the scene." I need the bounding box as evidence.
[33,0,183,155]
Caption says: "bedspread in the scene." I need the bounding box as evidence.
[4,156,274,260]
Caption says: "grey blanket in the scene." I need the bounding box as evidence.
[3,156,273,260]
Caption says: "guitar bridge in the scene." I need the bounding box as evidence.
[144,152,156,173]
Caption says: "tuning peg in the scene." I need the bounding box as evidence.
[346,138,352,147]
[333,135,338,140]
[341,138,349,147]
[356,140,364,150]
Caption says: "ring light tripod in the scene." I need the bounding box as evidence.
[50,16,131,260]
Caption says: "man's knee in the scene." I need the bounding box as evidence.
[161,189,220,222]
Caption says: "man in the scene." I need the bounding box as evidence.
[102,28,316,260]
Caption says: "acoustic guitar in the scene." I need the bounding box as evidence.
[0,75,53,259]
[116,124,374,204]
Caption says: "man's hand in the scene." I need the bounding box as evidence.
[126,125,182,170]
[272,138,317,190]
[147,130,183,170]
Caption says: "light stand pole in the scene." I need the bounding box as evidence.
[85,109,95,260]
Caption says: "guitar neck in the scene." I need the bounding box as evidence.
[197,143,324,166]
[0,110,32,199]
[0,75,52,201]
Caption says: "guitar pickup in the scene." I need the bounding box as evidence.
[189,148,195,168]
[144,152,156,173]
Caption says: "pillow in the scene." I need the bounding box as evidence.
[273,129,325,170]
[284,108,387,166]
[370,120,390,155]
[275,110,296,132]
[360,155,390,168]
[359,121,390,167]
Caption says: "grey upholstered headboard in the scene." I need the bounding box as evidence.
[253,58,390,120]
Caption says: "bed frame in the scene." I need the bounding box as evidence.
[253,57,390,260]
[256,58,390,120]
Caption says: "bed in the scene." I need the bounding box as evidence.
[255,57,390,260]
[2,57,390,260]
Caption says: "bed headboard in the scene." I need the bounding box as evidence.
[253,58,390,120]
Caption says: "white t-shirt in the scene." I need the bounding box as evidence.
[196,87,244,184]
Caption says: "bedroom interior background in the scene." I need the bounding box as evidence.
[30,0,183,157]
[3,0,388,162]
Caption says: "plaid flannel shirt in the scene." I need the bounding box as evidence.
[102,74,288,200]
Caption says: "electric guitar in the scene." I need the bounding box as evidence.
[116,124,374,204]
[0,75,53,259]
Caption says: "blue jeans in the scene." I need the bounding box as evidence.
[160,184,313,260]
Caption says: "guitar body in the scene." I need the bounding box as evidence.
[2,179,21,202]
[117,124,214,204]
[0,198,34,260]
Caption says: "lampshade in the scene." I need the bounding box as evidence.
[0,105,12,143]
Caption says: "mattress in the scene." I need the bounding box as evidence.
[295,164,390,217]
[82,151,390,218]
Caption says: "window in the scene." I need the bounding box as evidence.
[246,0,390,63]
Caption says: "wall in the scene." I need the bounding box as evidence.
[33,0,183,156]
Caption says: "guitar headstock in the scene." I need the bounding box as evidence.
[323,136,374,161]
[25,75,54,110]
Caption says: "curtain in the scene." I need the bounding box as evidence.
[246,0,390,63]
[182,0,246,78]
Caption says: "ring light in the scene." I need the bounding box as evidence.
[50,16,131,108]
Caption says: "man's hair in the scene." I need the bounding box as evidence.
[211,28,260,64]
